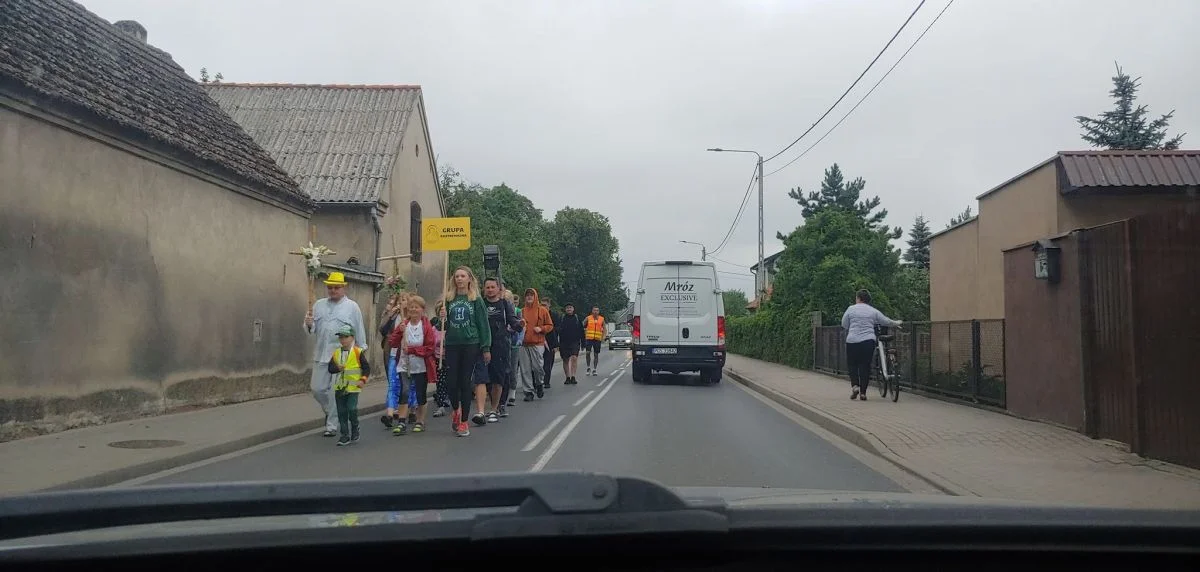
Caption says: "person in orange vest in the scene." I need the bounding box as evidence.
[582,306,605,376]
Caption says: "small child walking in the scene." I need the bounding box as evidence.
[328,325,370,446]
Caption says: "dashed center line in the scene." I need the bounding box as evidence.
[521,414,566,452]
[530,367,627,472]
[572,390,595,407]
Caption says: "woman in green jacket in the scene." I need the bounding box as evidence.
[438,266,492,437]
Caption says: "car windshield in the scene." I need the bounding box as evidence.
[2,0,1198,544]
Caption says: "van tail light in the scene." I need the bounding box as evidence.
[632,316,641,341]
[717,316,726,349]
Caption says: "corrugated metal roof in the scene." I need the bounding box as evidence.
[0,0,310,210]
[1058,150,1200,193]
[202,84,422,203]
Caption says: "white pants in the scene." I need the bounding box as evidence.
[310,362,337,432]
[517,345,544,395]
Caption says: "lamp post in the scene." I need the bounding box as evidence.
[679,240,707,261]
[706,147,764,299]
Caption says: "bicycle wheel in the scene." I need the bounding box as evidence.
[888,352,901,402]
[873,351,888,398]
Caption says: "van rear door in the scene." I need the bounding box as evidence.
[676,263,717,347]
[639,264,679,346]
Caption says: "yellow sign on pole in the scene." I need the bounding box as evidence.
[422,217,471,251]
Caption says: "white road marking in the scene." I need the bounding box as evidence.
[530,367,626,472]
[521,414,566,452]
[572,390,595,407]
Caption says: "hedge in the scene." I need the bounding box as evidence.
[726,308,813,369]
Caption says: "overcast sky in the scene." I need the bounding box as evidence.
[84,0,1200,293]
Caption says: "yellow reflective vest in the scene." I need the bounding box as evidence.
[584,315,605,341]
[330,346,365,393]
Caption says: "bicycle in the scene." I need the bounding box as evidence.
[871,325,902,402]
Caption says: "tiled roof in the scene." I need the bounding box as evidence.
[1057,150,1200,193]
[202,84,423,203]
[0,0,310,209]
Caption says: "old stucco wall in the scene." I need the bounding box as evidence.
[929,220,979,321]
[388,98,448,308]
[0,106,313,440]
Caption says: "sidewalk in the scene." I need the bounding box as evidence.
[0,385,387,497]
[725,354,1200,509]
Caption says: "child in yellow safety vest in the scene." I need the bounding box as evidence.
[328,325,371,446]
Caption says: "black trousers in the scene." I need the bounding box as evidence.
[444,344,480,416]
[846,339,877,393]
[542,346,556,384]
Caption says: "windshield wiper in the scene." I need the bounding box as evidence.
[0,471,729,541]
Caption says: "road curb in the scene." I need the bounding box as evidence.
[724,367,973,497]
[41,401,389,492]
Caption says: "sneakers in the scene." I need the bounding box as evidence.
[392,422,407,436]
[472,412,487,427]
[411,422,424,433]
[451,409,461,430]
[323,430,337,437]
[433,406,446,418]
[455,421,471,437]
[851,386,860,400]
[487,411,499,423]
[498,406,509,418]
[380,415,394,429]
[351,431,360,443]
[336,435,350,446]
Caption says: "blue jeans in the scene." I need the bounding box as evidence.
[386,354,406,410]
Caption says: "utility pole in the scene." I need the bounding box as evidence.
[756,154,764,300]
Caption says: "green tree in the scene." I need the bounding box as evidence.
[722,289,750,317]
[782,163,901,240]
[545,207,626,314]
[892,265,930,321]
[946,205,973,229]
[772,208,902,324]
[440,166,559,293]
[903,215,931,269]
[1077,63,1184,150]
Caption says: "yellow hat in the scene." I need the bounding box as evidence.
[323,272,348,286]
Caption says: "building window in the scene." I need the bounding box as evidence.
[410,201,422,263]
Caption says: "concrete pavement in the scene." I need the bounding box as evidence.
[0,381,387,496]
[724,353,1200,509]
[119,349,905,493]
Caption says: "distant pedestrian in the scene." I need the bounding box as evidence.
[582,306,605,376]
[541,298,560,388]
[841,289,902,401]
[304,272,367,437]
[328,325,370,446]
[557,303,584,384]
[505,289,524,408]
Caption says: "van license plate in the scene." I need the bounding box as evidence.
[652,348,677,354]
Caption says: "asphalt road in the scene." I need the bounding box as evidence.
[142,348,902,492]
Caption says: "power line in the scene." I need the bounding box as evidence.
[762,0,927,164]
[709,255,749,268]
[765,0,955,178]
[717,270,755,277]
[708,165,759,256]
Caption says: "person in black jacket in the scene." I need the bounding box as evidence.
[556,303,584,384]
[483,278,522,419]
[541,298,561,388]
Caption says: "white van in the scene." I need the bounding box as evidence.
[630,261,726,384]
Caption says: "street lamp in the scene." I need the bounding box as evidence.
[707,147,765,299]
[679,240,707,261]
